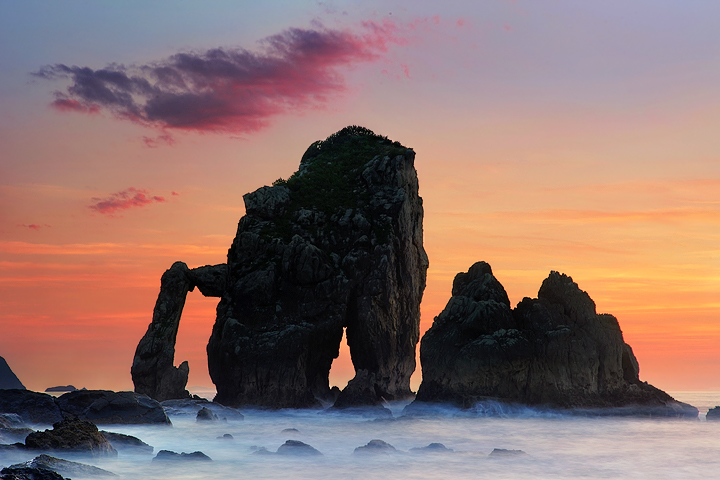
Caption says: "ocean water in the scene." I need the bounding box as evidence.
[2,391,719,479]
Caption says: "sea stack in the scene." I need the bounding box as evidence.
[413,262,697,417]
[0,356,25,390]
[207,126,428,408]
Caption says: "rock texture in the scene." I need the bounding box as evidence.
[131,262,226,401]
[414,262,698,417]
[0,357,25,390]
[56,390,170,425]
[24,418,117,457]
[0,466,66,480]
[0,390,63,425]
[206,126,428,408]
[13,455,117,477]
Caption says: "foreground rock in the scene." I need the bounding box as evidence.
[354,439,398,455]
[152,450,212,462]
[0,390,63,424]
[707,407,720,421]
[12,455,117,477]
[56,390,170,425]
[206,126,428,408]
[0,357,25,390]
[276,440,322,456]
[0,466,65,480]
[413,262,698,417]
[24,418,117,457]
[132,262,227,402]
[100,431,153,453]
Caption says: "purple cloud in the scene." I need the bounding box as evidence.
[90,188,166,215]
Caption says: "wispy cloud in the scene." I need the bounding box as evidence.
[34,21,406,135]
[17,224,50,230]
[89,187,165,215]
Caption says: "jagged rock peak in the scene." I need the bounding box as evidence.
[413,262,697,417]
[208,126,428,408]
[0,356,25,390]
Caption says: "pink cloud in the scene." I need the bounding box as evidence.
[89,188,166,215]
[171,191,179,196]
[17,224,50,230]
[34,21,410,135]
[142,133,176,148]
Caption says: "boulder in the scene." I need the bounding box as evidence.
[152,450,212,462]
[276,440,322,456]
[24,418,117,457]
[207,126,428,408]
[0,357,25,390]
[413,263,698,417]
[12,455,117,477]
[56,390,170,425]
[353,439,397,455]
[100,431,153,453]
[0,466,66,480]
[131,262,226,402]
[195,407,218,422]
[707,406,720,421]
[0,390,63,425]
[409,443,453,453]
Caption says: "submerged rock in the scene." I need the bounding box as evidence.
[413,262,698,417]
[13,454,117,477]
[131,262,227,402]
[100,431,153,453]
[489,448,527,457]
[152,450,212,462]
[56,390,170,425]
[207,126,428,408]
[24,418,117,457]
[354,439,397,455]
[0,357,25,390]
[0,390,63,425]
[707,406,720,421]
[410,443,453,453]
[276,440,323,456]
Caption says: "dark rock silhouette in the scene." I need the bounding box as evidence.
[56,390,170,425]
[354,439,397,454]
[276,440,323,456]
[707,406,720,421]
[44,386,76,393]
[0,390,63,424]
[100,431,153,453]
[24,418,117,457]
[489,448,527,457]
[131,262,226,402]
[413,262,698,417]
[410,443,453,454]
[207,126,428,408]
[152,450,212,462]
[11,454,117,477]
[0,357,25,390]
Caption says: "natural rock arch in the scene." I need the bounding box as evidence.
[131,262,226,402]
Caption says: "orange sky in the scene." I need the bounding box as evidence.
[1,1,719,394]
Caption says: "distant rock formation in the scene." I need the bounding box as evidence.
[0,357,25,390]
[207,126,427,408]
[413,262,698,417]
[44,386,77,393]
[131,262,226,401]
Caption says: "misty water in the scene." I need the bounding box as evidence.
[2,391,719,479]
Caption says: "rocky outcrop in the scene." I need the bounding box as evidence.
[0,357,25,390]
[0,466,66,480]
[707,406,720,421]
[131,262,226,401]
[0,390,63,424]
[353,439,397,455]
[413,262,698,417]
[56,390,170,425]
[11,455,117,477]
[24,418,117,457]
[276,440,322,456]
[206,126,428,408]
[100,431,153,453]
[152,450,212,462]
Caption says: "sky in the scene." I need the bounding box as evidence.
[1,0,719,395]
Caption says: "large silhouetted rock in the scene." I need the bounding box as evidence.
[413,262,698,417]
[0,357,25,390]
[56,390,170,425]
[0,390,63,424]
[131,262,226,401]
[207,126,428,408]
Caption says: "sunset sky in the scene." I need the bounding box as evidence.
[1,1,719,394]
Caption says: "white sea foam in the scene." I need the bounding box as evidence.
[1,392,718,479]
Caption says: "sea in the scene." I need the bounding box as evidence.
[2,390,719,479]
